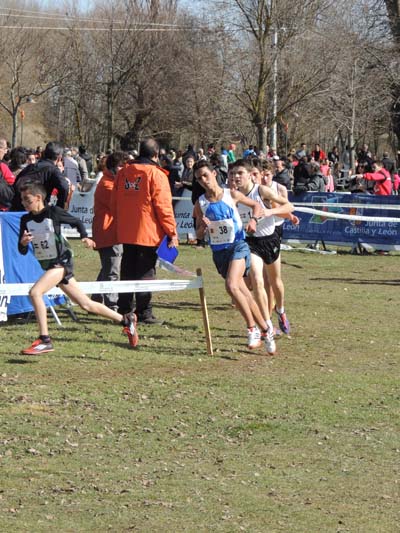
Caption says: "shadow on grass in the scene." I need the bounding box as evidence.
[281,260,304,269]
[156,302,235,312]
[136,343,212,358]
[6,358,40,364]
[218,354,241,361]
[62,354,107,361]
[311,277,400,286]
[212,305,235,311]
[156,302,201,310]
[68,315,205,329]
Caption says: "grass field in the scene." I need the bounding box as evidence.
[1,243,400,532]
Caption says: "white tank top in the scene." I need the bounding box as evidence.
[237,184,276,237]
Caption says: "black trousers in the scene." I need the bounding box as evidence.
[118,244,158,318]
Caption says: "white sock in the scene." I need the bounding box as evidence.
[276,307,284,314]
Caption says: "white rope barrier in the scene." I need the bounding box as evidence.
[293,202,400,210]
[294,206,400,223]
[174,194,400,212]
[0,278,203,297]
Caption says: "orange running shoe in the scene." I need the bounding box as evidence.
[21,338,54,355]
[123,312,139,348]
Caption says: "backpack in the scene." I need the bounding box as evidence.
[12,163,44,210]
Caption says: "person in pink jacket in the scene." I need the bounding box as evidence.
[320,159,335,192]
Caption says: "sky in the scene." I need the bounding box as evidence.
[40,0,198,13]
[40,0,94,11]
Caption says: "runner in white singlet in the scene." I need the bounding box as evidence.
[234,159,294,344]
[260,160,299,334]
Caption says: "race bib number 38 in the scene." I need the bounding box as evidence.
[208,219,235,245]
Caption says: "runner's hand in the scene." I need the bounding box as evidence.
[20,230,33,246]
[82,237,96,249]
[168,236,179,248]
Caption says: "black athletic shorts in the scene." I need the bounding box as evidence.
[246,231,281,265]
[275,224,283,241]
[43,256,74,285]
[56,260,74,285]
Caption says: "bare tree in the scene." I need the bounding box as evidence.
[383,0,400,147]
[0,8,67,147]
[213,0,336,152]
[2,0,398,158]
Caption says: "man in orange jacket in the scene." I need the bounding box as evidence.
[113,138,178,324]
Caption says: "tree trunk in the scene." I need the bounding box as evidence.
[106,83,114,150]
[255,118,267,153]
[390,84,400,143]
[11,110,18,148]
[384,1,400,147]
[385,0,400,38]
[74,103,83,145]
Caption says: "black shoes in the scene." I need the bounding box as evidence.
[137,315,164,325]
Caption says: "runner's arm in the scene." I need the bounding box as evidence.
[272,183,299,223]
[18,215,31,254]
[231,190,263,233]
[193,201,209,240]
[258,185,294,218]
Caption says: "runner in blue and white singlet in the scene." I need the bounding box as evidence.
[193,159,277,354]
[198,188,245,252]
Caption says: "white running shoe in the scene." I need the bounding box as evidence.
[247,326,261,349]
[263,328,277,356]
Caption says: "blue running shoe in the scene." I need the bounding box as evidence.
[275,307,290,335]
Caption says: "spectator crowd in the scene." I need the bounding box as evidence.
[1,136,398,353]
[1,139,400,215]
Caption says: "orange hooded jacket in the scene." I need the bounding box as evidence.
[92,168,117,249]
[113,158,177,246]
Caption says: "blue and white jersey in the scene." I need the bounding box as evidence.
[198,188,245,251]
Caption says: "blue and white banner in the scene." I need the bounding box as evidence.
[285,193,400,250]
[173,189,195,236]
[64,187,95,237]
[0,217,11,321]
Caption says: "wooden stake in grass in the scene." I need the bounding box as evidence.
[196,268,213,356]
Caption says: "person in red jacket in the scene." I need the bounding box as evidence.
[0,138,15,210]
[113,138,178,324]
[356,160,392,195]
[311,144,327,162]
